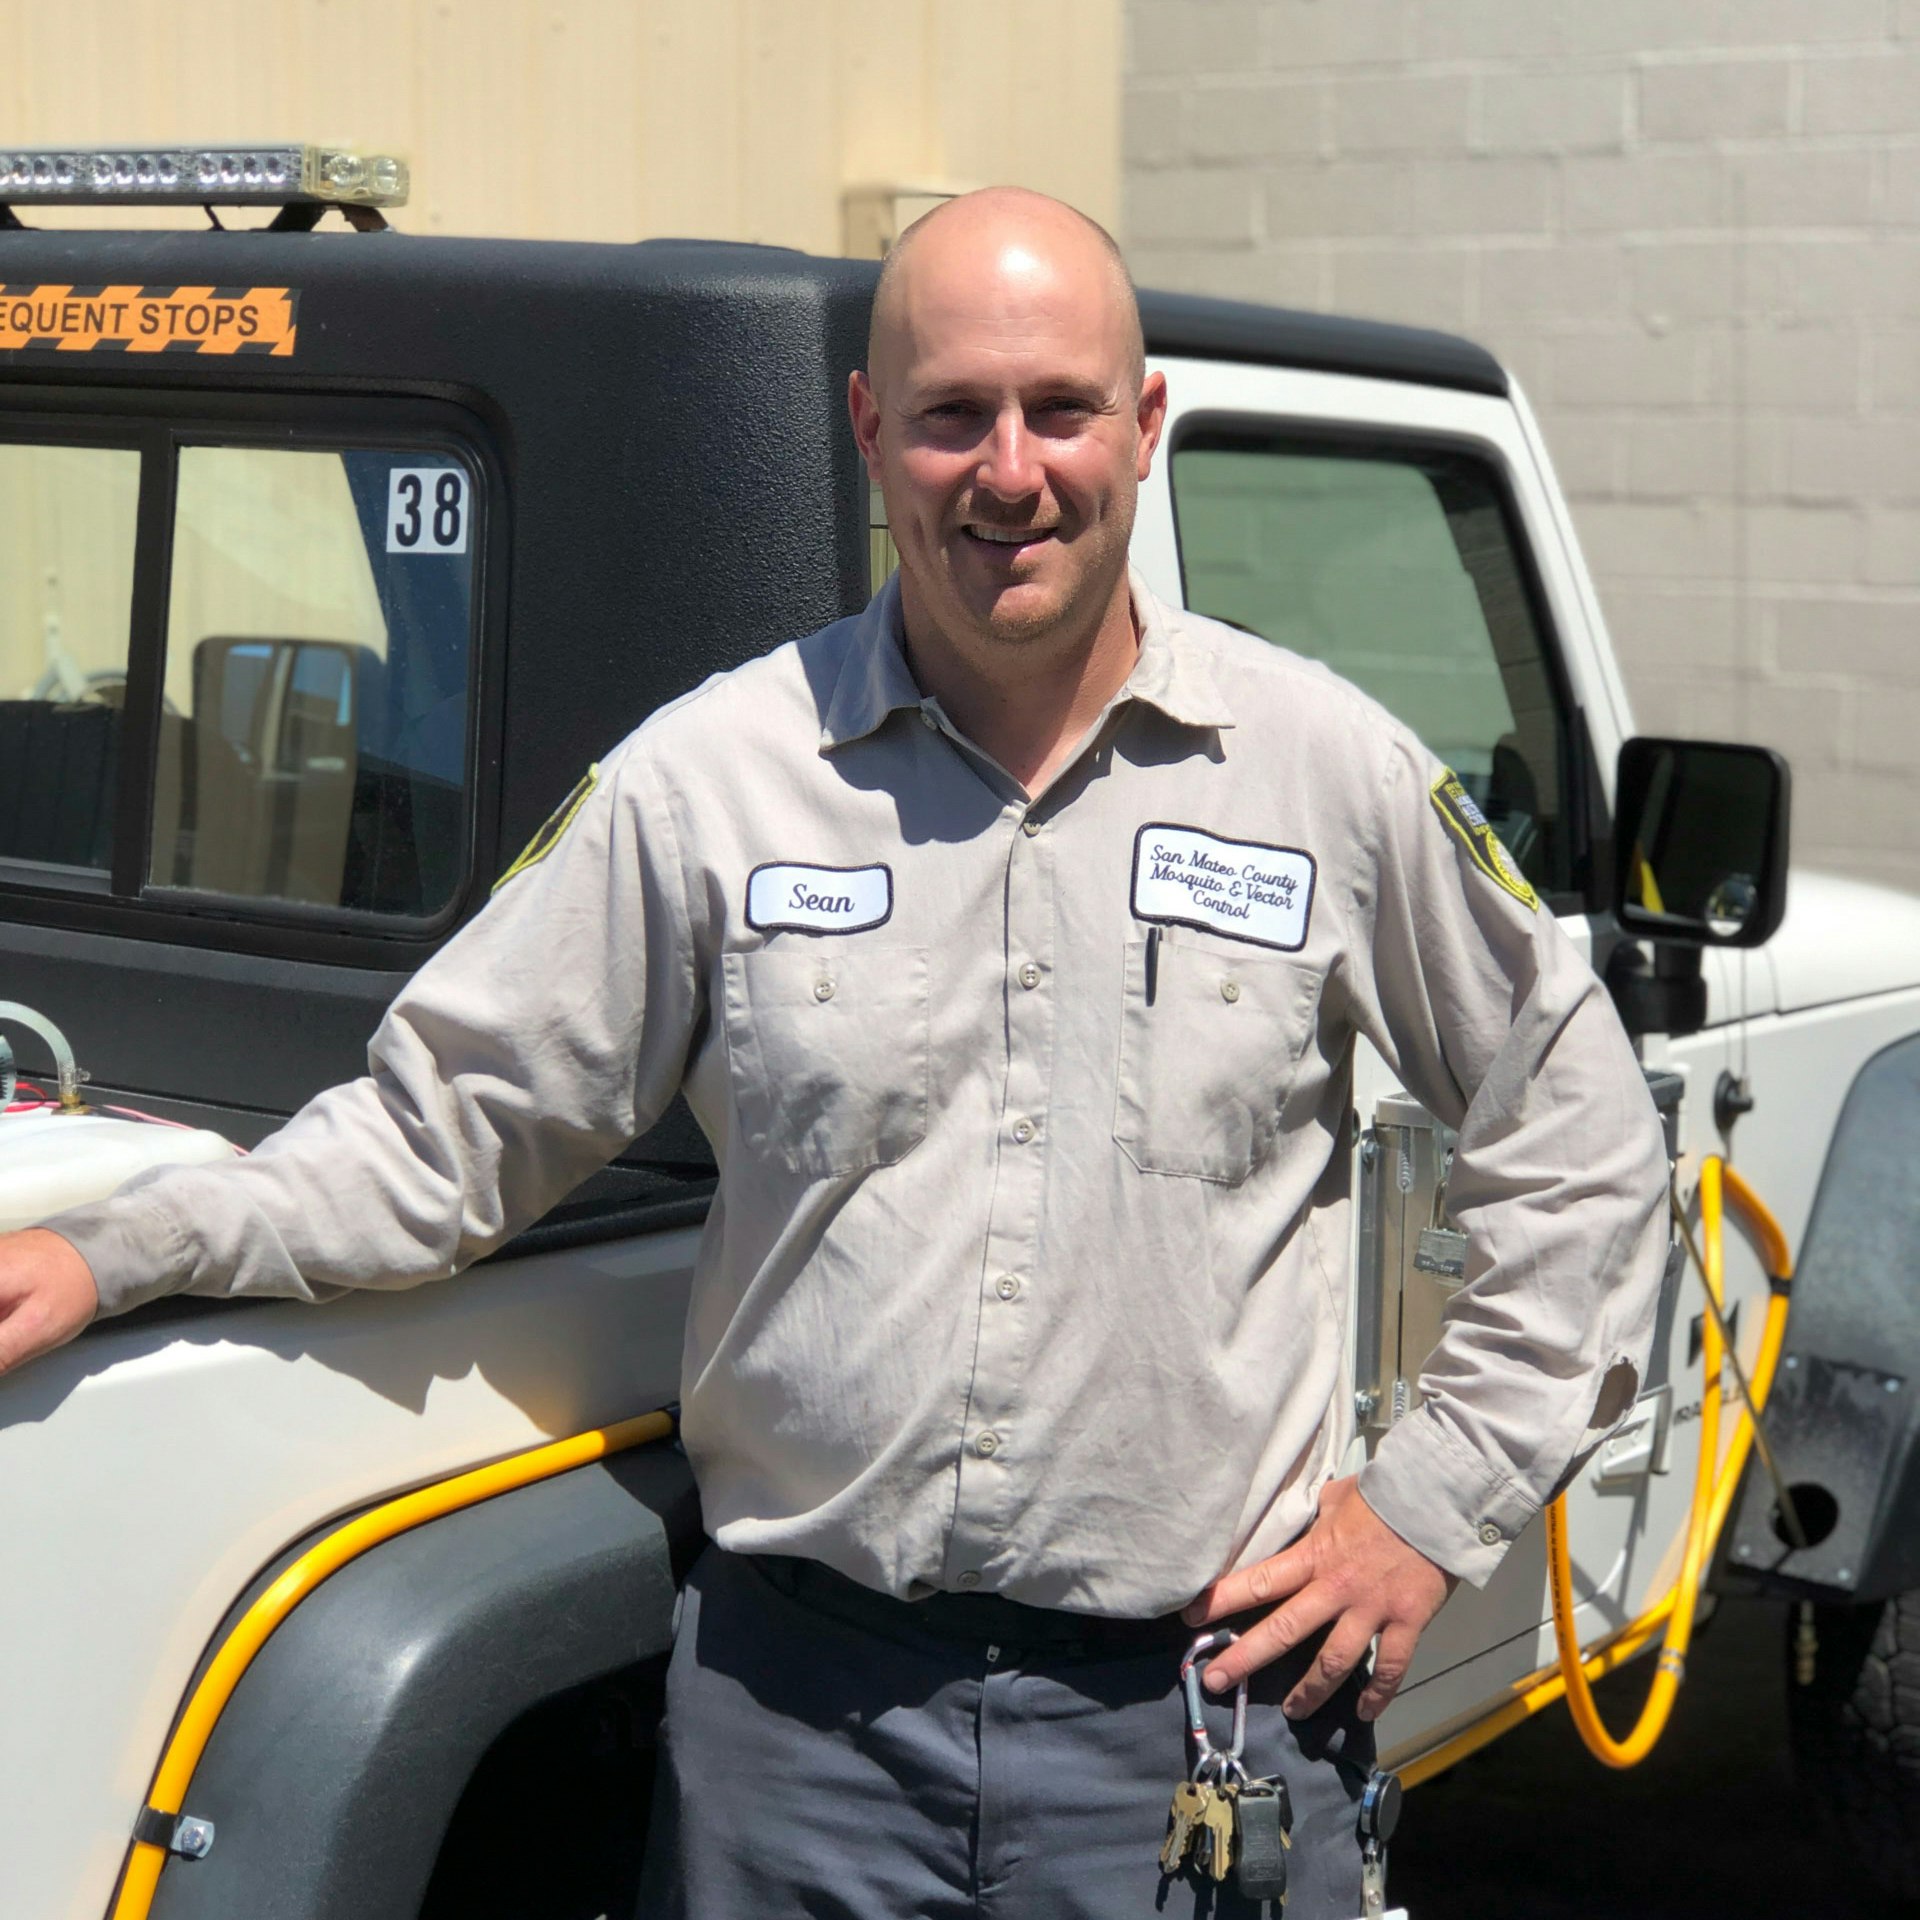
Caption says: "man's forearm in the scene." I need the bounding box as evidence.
[44,1069,475,1316]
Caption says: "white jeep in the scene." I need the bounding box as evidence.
[3,148,1918,1919]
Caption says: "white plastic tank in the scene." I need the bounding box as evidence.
[0,1108,237,1232]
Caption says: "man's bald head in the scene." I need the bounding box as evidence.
[847,184,1168,667]
[867,186,1146,397]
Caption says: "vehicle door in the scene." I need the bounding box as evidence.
[1130,357,1684,1747]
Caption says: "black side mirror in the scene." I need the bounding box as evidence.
[193,636,362,773]
[1612,737,1790,950]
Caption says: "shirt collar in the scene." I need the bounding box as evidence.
[818,573,925,751]
[1124,569,1235,733]
[818,567,1234,753]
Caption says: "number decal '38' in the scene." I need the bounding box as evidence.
[386,466,470,554]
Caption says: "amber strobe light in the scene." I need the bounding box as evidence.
[0,146,408,207]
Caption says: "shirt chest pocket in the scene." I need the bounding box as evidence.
[1113,934,1324,1185]
[723,946,930,1179]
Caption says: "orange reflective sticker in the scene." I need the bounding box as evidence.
[0,283,299,357]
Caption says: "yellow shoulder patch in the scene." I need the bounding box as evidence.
[493,764,600,893]
[1429,769,1538,912]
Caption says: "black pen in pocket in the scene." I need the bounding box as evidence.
[1145,924,1160,1007]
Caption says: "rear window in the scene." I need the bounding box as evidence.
[0,402,484,936]
[0,439,139,872]
[151,446,474,916]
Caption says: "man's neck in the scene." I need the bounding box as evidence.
[898,572,1140,796]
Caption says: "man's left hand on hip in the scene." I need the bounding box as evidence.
[1182,1475,1458,1721]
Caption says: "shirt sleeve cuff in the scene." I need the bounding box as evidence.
[39,1192,187,1319]
[1357,1403,1538,1587]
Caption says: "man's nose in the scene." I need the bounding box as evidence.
[976,406,1042,499]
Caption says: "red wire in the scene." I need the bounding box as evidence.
[101,1103,198,1132]
[1,1090,245,1151]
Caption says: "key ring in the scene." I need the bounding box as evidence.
[1180,1631,1248,1786]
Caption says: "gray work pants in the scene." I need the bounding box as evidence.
[637,1544,1374,1918]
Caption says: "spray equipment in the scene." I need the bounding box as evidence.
[0,1006,237,1232]
[0,1002,86,1112]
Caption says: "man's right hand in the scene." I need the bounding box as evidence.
[0,1230,100,1377]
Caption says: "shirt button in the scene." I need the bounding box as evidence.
[958,1571,981,1588]
[996,1273,1021,1301]
[1478,1521,1503,1547]
[1018,963,1041,990]
[813,978,835,1002]
[920,708,939,730]
[976,1431,1001,1457]
[1011,1118,1036,1145]
[1021,816,1041,837]
[1221,979,1241,1004]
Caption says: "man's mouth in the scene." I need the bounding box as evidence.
[962,524,1056,551]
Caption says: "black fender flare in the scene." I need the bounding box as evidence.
[148,1442,700,1920]
[1720,1030,1920,1603]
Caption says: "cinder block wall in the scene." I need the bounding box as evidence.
[1125,1,1920,894]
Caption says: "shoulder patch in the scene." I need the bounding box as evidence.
[1429,770,1538,912]
[493,764,600,893]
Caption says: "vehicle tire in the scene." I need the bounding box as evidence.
[1788,1592,1920,1900]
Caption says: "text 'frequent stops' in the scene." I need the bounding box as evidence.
[0,284,299,356]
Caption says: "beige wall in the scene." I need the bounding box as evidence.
[4,0,1120,249]
[1125,0,1920,896]
[0,446,139,699]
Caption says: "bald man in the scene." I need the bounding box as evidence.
[4,189,1667,1917]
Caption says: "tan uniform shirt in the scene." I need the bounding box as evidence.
[53,575,1668,1615]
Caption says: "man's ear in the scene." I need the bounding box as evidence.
[848,369,884,476]
[1135,370,1170,481]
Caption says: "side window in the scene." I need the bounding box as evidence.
[1170,429,1573,897]
[0,441,140,872]
[150,445,475,916]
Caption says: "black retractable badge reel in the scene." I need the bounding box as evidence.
[1357,1769,1405,1919]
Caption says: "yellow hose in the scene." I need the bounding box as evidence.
[1403,1156,1793,1786]
[110,1408,675,1920]
[1545,1156,1727,1765]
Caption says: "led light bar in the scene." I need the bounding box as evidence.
[0,145,409,207]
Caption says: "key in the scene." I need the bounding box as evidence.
[1232,1776,1291,1902]
[1200,1778,1238,1882]
[1160,1779,1211,1875]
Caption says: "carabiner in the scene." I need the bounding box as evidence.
[1179,1630,1248,1781]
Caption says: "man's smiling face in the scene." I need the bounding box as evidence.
[852,194,1166,654]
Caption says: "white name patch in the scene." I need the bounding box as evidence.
[1131,823,1316,952]
[746,862,893,935]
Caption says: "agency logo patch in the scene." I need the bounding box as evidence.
[1429,770,1538,912]
[746,862,893,935]
[493,765,599,893]
[1131,823,1316,951]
